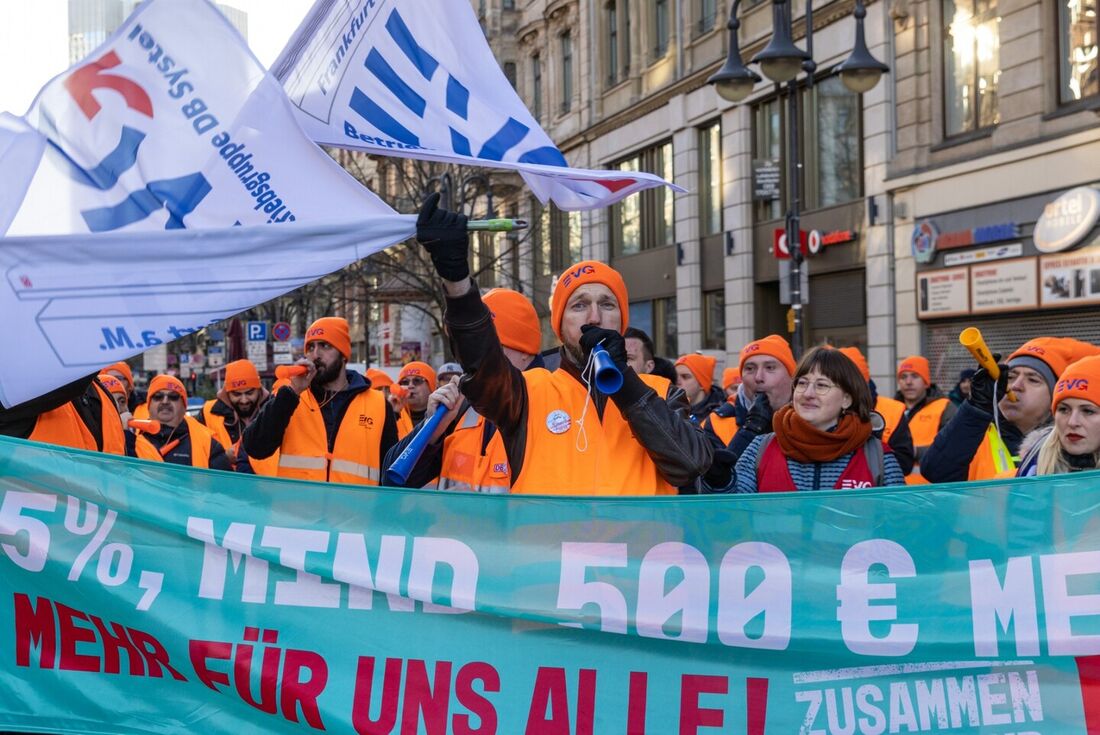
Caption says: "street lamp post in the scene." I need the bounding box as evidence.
[708,0,888,358]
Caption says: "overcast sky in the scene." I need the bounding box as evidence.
[0,0,313,114]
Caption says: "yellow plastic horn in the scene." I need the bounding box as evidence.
[959,327,1016,402]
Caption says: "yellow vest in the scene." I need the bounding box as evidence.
[967,425,1017,481]
[511,370,676,496]
[133,415,214,468]
[277,388,387,485]
[436,407,510,494]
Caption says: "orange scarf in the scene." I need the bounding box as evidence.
[772,405,871,463]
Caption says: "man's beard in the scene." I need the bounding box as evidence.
[563,342,585,367]
[312,358,345,389]
[233,400,257,419]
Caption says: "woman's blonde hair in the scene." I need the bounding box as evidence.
[1035,422,1100,475]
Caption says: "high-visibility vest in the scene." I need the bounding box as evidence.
[967,425,1017,481]
[396,409,414,439]
[511,369,676,496]
[705,404,739,446]
[436,407,510,494]
[277,388,387,485]
[133,415,214,468]
[201,400,234,451]
[905,397,950,485]
[29,382,125,456]
[133,404,149,420]
[875,396,906,444]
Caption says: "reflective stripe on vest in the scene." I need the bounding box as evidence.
[968,424,1016,481]
[511,369,676,496]
[277,386,386,485]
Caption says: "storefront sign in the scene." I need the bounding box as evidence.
[911,219,1020,264]
[943,242,1023,267]
[774,229,856,259]
[1034,186,1100,253]
[917,266,969,318]
[970,258,1037,314]
[1039,247,1100,308]
[753,158,781,200]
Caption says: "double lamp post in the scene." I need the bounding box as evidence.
[707,0,888,357]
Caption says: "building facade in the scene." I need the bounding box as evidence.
[477,0,1097,387]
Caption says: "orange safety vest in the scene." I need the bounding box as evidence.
[905,397,950,485]
[201,400,234,451]
[28,382,125,455]
[511,370,676,496]
[277,388,387,485]
[875,396,906,444]
[705,408,739,446]
[133,415,214,468]
[967,425,1017,481]
[436,407,510,494]
[396,409,414,439]
[133,404,149,420]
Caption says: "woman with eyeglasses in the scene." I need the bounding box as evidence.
[732,347,906,492]
[1015,355,1100,477]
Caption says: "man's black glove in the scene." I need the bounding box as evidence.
[967,354,1009,415]
[703,448,736,491]
[741,393,773,434]
[416,192,469,282]
[579,325,627,370]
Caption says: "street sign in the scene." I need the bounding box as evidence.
[247,341,269,370]
[247,321,268,342]
[272,321,292,342]
[273,342,294,365]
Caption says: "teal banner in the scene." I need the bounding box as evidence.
[1,435,1099,734]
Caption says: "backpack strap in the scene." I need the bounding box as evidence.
[864,437,885,487]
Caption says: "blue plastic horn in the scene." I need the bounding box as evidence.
[592,345,624,394]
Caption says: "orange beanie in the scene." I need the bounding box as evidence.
[398,361,437,391]
[97,374,127,396]
[484,288,541,355]
[1052,355,1100,411]
[224,359,261,392]
[1009,338,1100,393]
[305,317,351,359]
[722,367,741,389]
[675,354,717,393]
[366,368,393,389]
[549,260,629,341]
[106,361,134,389]
[840,346,871,383]
[897,356,931,385]
[147,375,187,405]
[740,335,796,375]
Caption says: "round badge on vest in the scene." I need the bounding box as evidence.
[546,409,571,434]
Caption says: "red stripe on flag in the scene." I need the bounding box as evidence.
[593,178,637,193]
[746,677,769,735]
[1077,656,1100,734]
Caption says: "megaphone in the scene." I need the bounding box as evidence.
[959,327,1016,402]
[592,345,623,394]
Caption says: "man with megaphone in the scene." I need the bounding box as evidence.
[415,193,720,495]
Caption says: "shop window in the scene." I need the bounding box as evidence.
[943,0,1000,136]
[699,121,723,236]
[560,32,573,113]
[751,78,861,222]
[610,141,675,255]
[703,290,726,350]
[1058,0,1098,104]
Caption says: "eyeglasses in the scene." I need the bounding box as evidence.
[151,392,182,403]
[399,377,427,387]
[794,378,838,396]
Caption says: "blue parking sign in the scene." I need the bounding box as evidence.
[247,321,267,341]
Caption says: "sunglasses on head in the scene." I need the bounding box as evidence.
[151,392,181,403]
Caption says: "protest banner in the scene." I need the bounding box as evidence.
[1,436,1096,733]
[273,0,683,211]
[0,0,413,407]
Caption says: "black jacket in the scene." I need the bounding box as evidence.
[243,370,398,466]
[688,385,725,424]
[920,400,1027,483]
[442,286,714,489]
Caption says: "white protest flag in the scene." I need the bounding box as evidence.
[273,0,684,211]
[0,0,414,408]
